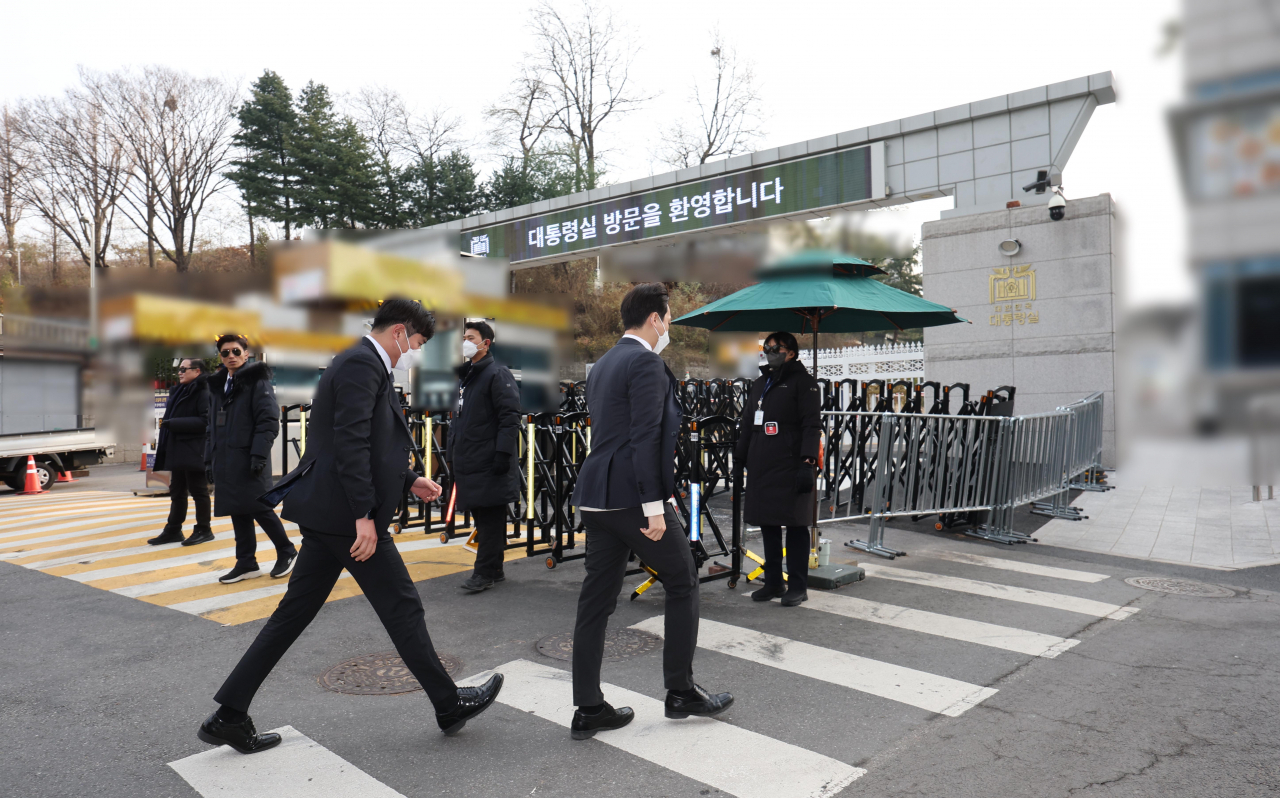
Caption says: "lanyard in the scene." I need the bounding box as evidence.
[757,376,776,409]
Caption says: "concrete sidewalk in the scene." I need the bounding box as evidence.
[1034,485,1280,569]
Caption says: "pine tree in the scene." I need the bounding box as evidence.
[228,71,302,239]
[436,149,482,222]
[291,82,379,229]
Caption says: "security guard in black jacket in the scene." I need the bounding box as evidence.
[734,331,822,607]
[205,335,297,584]
[448,320,522,593]
[149,358,213,546]
[198,301,503,756]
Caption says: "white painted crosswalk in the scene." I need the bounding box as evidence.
[460,660,866,798]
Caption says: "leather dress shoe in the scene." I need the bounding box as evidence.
[665,684,734,719]
[570,702,635,740]
[751,584,785,602]
[780,588,809,607]
[436,673,504,735]
[197,712,282,755]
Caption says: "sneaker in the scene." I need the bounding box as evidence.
[780,587,809,607]
[219,564,264,584]
[147,527,185,546]
[460,574,494,593]
[270,550,297,579]
[182,527,215,546]
[750,584,785,602]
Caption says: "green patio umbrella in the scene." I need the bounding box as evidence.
[672,248,967,574]
[672,249,967,369]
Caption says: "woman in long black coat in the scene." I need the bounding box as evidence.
[205,335,296,584]
[149,358,213,546]
[734,331,822,606]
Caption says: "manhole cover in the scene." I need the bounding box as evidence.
[1125,576,1235,598]
[319,651,462,695]
[535,629,662,662]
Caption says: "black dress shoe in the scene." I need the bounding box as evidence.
[436,673,504,735]
[570,702,635,740]
[182,527,215,546]
[147,527,185,546]
[197,712,282,755]
[780,588,809,607]
[460,574,494,593]
[751,584,785,602]
[665,684,734,719]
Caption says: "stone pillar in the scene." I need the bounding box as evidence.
[921,193,1119,466]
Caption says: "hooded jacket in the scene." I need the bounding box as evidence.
[205,361,279,516]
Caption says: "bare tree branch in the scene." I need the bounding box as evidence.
[658,30,763,169]
[0,105,32,265]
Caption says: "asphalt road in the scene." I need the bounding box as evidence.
[2,474,1278,797]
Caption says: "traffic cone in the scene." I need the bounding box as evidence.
[139,446,150,472]
[19,456,47,495]
[56,469,77,483]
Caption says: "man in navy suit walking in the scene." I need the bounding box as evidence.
[567,283,733,741]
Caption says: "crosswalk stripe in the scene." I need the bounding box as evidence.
[926,551,1109,583]
[0,509,187,547]
[23,524,295,569]
[860,563,1139,620]
[459,659,865,798]
[0,499,169,530]
[0,506,173,538]
[633,617,996,717]
[7,519,233,562]
[774,591,1080,658]
[51,536,305,582]
[169,725,406,798]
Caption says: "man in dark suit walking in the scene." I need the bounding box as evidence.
[197,300,503,755]
[567,283,733,741]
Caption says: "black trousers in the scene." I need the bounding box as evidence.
[215,528,459,713]
[231,510,294,569]
[470,504,508,578]
[573,504,698,706]
[165,469,210,531]
[761,524,809,591]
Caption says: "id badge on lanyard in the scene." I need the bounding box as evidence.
[457,386,465,411]
[754,377,773,425]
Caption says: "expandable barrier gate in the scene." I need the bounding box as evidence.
[277,379,1106,579]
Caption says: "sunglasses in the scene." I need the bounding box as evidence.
[219,348,243,357]
[762,344,789,354]
[176,366,196,373]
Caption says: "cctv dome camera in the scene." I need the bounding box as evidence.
[1048,189,1066,221]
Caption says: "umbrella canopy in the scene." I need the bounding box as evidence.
[672,249,966,334]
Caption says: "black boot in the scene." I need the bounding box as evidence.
[197,712,282,755]
[183,525,215,546]
[780,587,809,607]
[751,583,785,602]
[147,525,185,546]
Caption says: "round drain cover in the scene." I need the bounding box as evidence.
[535,629,662,662]
[319,651,462,695]
[1125,576,1235,598]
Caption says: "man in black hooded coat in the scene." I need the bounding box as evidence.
[149,358,213,546]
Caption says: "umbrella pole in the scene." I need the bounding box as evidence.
[810,323,821,569]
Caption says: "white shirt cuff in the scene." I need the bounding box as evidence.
[640,500,664,518]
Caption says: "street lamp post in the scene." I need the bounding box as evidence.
[80,216,98,350]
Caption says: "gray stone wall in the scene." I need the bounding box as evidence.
[921,193,1119,466]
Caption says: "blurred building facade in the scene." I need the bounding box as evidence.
[1173,0,1280,428]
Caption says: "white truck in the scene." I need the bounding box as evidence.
[0,428,116,491]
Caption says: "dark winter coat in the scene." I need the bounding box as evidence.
[734,358,822,527]
[154,374,210,472]
[275,338,420,537]
[205,361,279,517]
[446,354,522,512]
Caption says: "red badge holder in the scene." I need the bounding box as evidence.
[764,421,779,435]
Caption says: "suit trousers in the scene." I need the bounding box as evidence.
[165,469,210,530]
[215,528,459,713]
[760,524,809,591]
[572,504,698,706]
[231,510,295,569]
[470,504,508,578]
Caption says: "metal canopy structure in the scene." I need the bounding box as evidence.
[433,72,1116,269]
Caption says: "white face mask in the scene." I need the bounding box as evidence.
[652,316,670,355]
[462,340,479,360]
[392,329,416,370]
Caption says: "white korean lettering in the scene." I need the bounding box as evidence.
[641,203,661,228]
[623,207,641,231]
[582,215,598,239]
[712,188,733,214]
[759,177,784,204]
[689,192,712,218]
[528,226,544,248]
[736,183,757,208]
[669,197,690,223]
[562,219,579,243]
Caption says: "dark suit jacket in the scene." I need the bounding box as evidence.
[276,338,419,537]
[571,336,680,509]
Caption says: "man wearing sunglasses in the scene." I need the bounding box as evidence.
[206,334,297,585]
[198,300,502,755]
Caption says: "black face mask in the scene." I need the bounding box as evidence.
[765,352,788,369]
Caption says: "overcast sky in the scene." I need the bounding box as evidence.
[0,0,1188,306]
